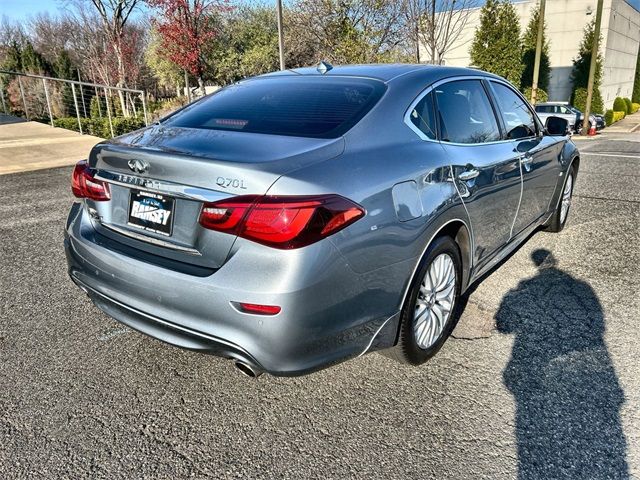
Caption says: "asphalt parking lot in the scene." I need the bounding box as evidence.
[0,133,638,479]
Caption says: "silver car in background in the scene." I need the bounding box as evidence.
[65,64,579,377]
[534,102,581,133]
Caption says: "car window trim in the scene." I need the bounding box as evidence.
[486,79,543,141]
[403,75,514,147]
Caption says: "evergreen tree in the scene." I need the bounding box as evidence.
[2,41,23,72]
[54,50,74,80]
[52,50,75,116]
[520,3,551,92]
[470,0,524,88]
[632,48,640,104]
[570,19,604,113]
[20,41,51,75]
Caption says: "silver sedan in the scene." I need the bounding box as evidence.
[65,64,579,377]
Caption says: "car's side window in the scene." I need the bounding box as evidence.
[434,80,501,144]
[490,82,538,140]
[409,91,437,140]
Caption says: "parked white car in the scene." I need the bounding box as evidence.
[535,102,582,133]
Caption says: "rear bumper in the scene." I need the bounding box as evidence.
[64,202,402,376]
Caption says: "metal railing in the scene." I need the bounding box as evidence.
[0,70,148,138]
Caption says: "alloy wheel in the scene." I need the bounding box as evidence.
[413,253,456,350]
[560,173,573,225]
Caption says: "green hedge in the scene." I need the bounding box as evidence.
[632,102,640,114]
[624,97,633,114]
[53,116,146,137]
[522,87,548,103]
[612,97,628,114]
[571,87,604,115]
[604,109,627,126]
[604,109,614,126]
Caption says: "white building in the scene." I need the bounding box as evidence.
[425,0,640,109]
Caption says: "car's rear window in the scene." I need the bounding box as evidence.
[162,77,386,138]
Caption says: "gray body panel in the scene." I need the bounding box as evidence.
[64,64,579,375]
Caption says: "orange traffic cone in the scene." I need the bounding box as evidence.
[588,124,597,136]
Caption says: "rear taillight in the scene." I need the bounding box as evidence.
[199,194,365,249]
[71,160,111,201]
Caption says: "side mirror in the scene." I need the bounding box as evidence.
[545,116,569,136]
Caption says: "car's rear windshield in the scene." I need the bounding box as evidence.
[162,77,386,138]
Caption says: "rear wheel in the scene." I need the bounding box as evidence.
[544,165,575,233]
[389,236,462,365]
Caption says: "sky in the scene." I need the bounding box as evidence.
[1,0,63,22]
[2,0,640,23]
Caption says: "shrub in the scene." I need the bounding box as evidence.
[111,117,146,136]
[149,96,187,122]
[604,110,628,126]
[624,97,633,113]
[53,117,81,132]
[522,87,548,103]
[572,87,604,114]
[632,103,640,114]
[612,97,628,114]
[613,111,625,123]
[604,109,614,126]
[90,96,105,119]
[53,116,146,137]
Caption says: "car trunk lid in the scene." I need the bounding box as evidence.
[86,126,344,269]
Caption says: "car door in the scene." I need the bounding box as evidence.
[434,78,523,272]
[488,80,562,235]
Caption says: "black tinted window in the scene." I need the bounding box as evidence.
[435,80,500,144]
[535,105,549,113]
[162,77,386,138]
[491,82,537,139]
[409,91,437,139]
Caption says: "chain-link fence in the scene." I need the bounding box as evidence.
[0,70,148,139]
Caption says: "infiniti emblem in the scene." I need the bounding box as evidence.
[128,158,149,174]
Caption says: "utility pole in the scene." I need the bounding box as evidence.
[430,0,436,64]
[276,0,285,70]
[530,0,546,105]
[583,0,604,134]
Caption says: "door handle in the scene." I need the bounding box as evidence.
[521,155,533,165]
[458,169,479,181]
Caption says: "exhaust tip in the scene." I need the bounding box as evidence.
[234,360,262,378]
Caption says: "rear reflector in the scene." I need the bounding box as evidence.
[199,194,365,249]
[71,160,111,201]
[237,303,281,315]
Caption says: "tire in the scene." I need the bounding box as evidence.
[388,235,463,365]
[544,165,575,233]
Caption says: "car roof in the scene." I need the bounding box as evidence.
[259,63,500,84]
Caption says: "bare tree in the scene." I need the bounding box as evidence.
[405,0,475,65]
[28,13,75,65]
[290,0,407,64]
[74,0,139,114]
[0,16,26,43]
[403,0,424,62]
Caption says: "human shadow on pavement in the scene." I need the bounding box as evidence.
[495,249,629,479]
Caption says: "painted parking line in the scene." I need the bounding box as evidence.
[580,152,640,159]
